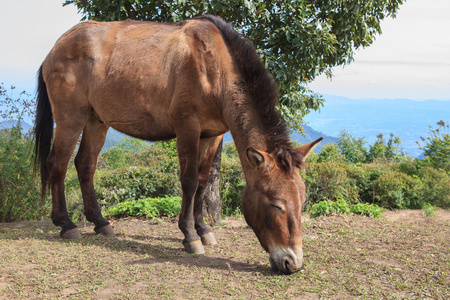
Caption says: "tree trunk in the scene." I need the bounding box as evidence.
[202,139,223,226]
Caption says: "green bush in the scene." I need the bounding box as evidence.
[93,140,181,209]
[373,171,422,209]
[316,144,344,163]
[95,165,180,207]
[422,203,436,218]
[418,121,450,172]
[417,166,450,208]
[310,199,350,218]
[106,196,181,219]
[301,162,359,207]
[310,199,382,219]
[220,149,245,216]
[0,125,49,222]
[0,84,49,222]
[100,137,150,170]
[350,203,383,219]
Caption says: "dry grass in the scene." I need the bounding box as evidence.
[0,210,449,299]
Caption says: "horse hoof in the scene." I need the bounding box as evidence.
[61,228,81,239]
[183,240,205,254]
[201,232,217,245]
[95,224,115,236]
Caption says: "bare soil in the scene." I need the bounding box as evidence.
[0,210,449,299]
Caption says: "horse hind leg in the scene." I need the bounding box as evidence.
[48,124,85,239]
[74,115,114,235]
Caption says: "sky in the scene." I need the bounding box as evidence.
[0,0,449,101]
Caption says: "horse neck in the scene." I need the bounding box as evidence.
[224,100,269,177]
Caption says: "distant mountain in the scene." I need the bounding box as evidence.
[9,92,443,159]
[103,125,336,153]
[0,120,33,133]
[222,124,337,153]
[103,129,128,150]
[303,95,450,157]
[291,125,339,152]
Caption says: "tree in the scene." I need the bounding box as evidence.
[63,0,404,222]
[367,132,405,163]
[418,121,450,172]
[338,130,368,164]
[64,0,404,129]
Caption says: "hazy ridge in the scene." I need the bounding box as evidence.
[3,95,448,157]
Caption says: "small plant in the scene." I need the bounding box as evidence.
[106,196,181,219]
[422,203,436,218]
[350,203,383,219]
[310,199,383,219]
[310,199,350,218]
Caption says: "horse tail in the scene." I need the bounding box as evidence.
[34,65,54,198]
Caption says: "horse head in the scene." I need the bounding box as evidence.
[242,138,322,274]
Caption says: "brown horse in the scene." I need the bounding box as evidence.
[34,15,321,274]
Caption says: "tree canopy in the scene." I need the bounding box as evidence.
[63,0,404,129]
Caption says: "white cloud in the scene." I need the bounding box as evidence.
[1,0,449,100]
[0,0,80,90]
[309,0,450,100]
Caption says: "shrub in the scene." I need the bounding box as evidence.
[310,199,350,218]
[301,162,359,207]
[106,196,181,219]
[418,121,450,172]
[316,144,344,163]
[220,151,245,216]
[417,166,450,208]
[0,84,49,222]
[0,125,49,222]
[94,140,181,209]
[350,203,383,219]
[100,137,150,170]
[338,130,368,164]
[310,199,382,219]
[422,203,436,218]
[96,166,181,207]
[372,171,422,209]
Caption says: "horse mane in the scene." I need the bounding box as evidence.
[197,15,305,171]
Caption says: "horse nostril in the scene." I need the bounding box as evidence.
[284,258,290,270]
[282,256,297,274]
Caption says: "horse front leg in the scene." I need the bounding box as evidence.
[193,136,223,246]
[176,122,204,254]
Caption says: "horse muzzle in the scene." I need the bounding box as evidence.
[269,247,303,274]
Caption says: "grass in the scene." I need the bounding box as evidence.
[0,211,449,299]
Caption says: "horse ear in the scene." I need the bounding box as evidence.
[295,137,323,162]
[246,147,265,169]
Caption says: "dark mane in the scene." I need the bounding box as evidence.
[197,15,304,171]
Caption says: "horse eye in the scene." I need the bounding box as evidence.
[269,202,283,211]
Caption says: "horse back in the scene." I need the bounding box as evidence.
[42,19,234,141]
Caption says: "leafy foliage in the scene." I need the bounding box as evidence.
[63,0,404,129]
[338,130,406,164]
[309,199,382,219]
[0,84,47,222]
[338,130,368,164]
[418,121,450,172]
[220,143,245,216]
[100,136,150,169]
[106,196,181,219]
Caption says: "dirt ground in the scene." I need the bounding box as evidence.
[0,210,449,299]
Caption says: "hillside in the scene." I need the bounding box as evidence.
[5,92,447,158]
[304,95,450,157]
[0,120,33,133]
